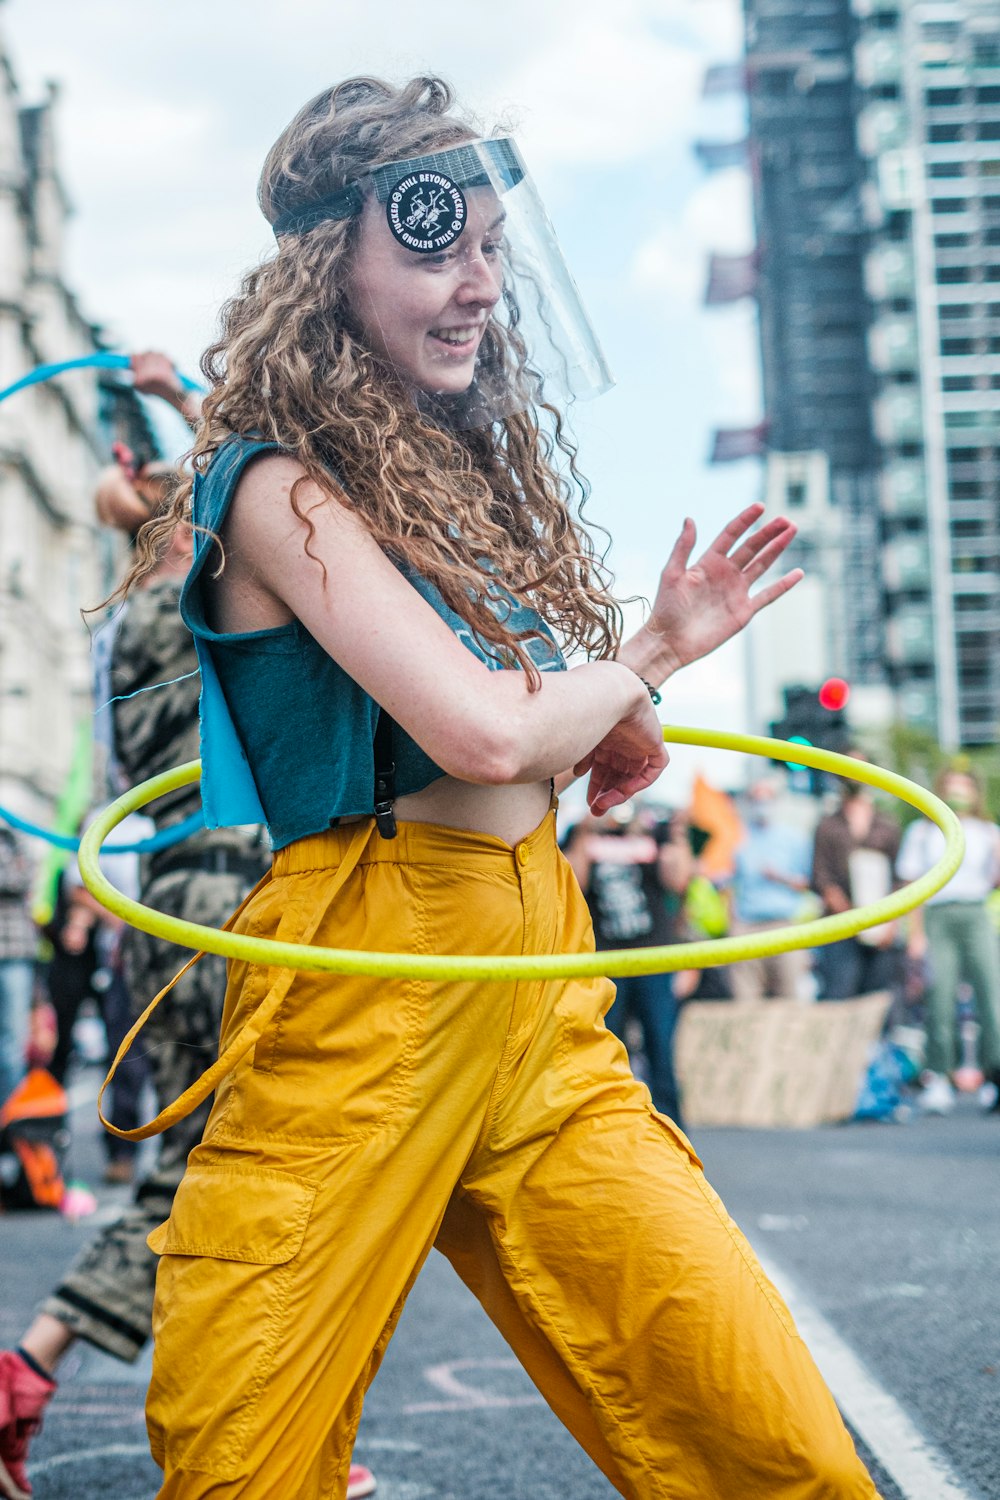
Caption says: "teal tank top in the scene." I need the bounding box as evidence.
[180,435,567,850]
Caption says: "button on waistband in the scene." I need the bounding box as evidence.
[516,843,530,868]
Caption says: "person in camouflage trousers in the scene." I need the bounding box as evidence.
[40,570,269,1362]
[0,358,272,1500]
[0,354,377,1500]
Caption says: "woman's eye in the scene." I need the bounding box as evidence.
[483,240,503,258]
[424,251,454,268]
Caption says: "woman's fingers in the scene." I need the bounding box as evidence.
[586,751,670,813]
[748,568,804,614]
[705,502,765,558]
[661,516,697,579]
[728,515,794,571]
[589,785,628,815]
[741,524,799,583]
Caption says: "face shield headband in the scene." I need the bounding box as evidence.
[272,137,614,428]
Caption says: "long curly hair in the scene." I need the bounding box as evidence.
[126,76,623,685]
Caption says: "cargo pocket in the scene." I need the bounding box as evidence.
[147,1164,317,1478]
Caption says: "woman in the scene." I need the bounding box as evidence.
[119,77,879,1499]
[897,765,1000,1115]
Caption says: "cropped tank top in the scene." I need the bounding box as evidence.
[180,435,567,850]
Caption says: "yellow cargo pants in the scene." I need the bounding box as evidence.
[138,810,880,1499]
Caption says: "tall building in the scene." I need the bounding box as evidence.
[0,36,155,821]
[858,0,1000,746]
[704,0,1000,749]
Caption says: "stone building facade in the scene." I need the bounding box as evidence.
[0,37,155,822]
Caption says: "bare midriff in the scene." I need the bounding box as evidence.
[341,776,553,845]
[393,776,553,846]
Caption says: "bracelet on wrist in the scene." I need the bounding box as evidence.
[637,675,662,707]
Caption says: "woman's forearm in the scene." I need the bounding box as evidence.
[549,629,673,792]
[454,660,646,786]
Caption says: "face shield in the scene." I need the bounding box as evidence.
[272,137,614,427]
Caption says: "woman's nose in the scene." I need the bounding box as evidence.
[457,252,502,307]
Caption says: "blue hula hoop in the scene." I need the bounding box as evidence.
[0,352,202,407]
[0,805,206,856]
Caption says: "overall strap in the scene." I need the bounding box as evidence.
[373,708,397,839]
[97,817,377,1141]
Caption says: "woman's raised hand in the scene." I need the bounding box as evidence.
[572,689,669,817]
[645,504,803,674]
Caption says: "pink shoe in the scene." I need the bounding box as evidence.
[347,1461,377,1499]
[0,1350,56,1500]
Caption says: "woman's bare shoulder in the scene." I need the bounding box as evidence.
[232,450,345,512]
[227,449,368,554]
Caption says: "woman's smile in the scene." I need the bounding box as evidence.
[428,322,482,347]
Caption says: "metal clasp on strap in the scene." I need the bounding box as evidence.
[374,781,397,840]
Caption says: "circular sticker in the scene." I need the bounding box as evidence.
[386,171,467,254]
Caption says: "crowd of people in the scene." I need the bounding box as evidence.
[562,757,1000,1123]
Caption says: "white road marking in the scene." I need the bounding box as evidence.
[756,1248,979,1500]
[757,1213,809,1232]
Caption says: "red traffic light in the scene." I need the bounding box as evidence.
[818,677,850,712]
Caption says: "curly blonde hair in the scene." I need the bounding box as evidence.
[127,76,623,684]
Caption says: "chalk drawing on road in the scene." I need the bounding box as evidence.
[361,1486,432,1499]
[757,1247,981,1500]
[865,1283,929,1301]
[43,1402,146,1418]
[404,1358,545,1414]
[360,1438,423,1452]
[28,1443,154,1476]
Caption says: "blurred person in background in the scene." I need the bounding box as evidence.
[0,828,36,1111]
[38,848,100,1090]
[668,809,733,1004]
[59,811,153,1183]
[0,353,377,1500]
[896,766,1000,1116]
[811,753,901,1001]
[729,774,813,1002]
[564,803,690,1124]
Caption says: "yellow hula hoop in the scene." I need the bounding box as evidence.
[78,728,964,981]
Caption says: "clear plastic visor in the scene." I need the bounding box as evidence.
[350,137,613,427]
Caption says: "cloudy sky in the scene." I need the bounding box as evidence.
[4,0,770,794]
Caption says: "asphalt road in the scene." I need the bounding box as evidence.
[2,1067,996,1500]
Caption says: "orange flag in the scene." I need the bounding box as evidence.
[689,774,743,881]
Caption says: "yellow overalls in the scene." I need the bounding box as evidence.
[110,810,880,1499]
